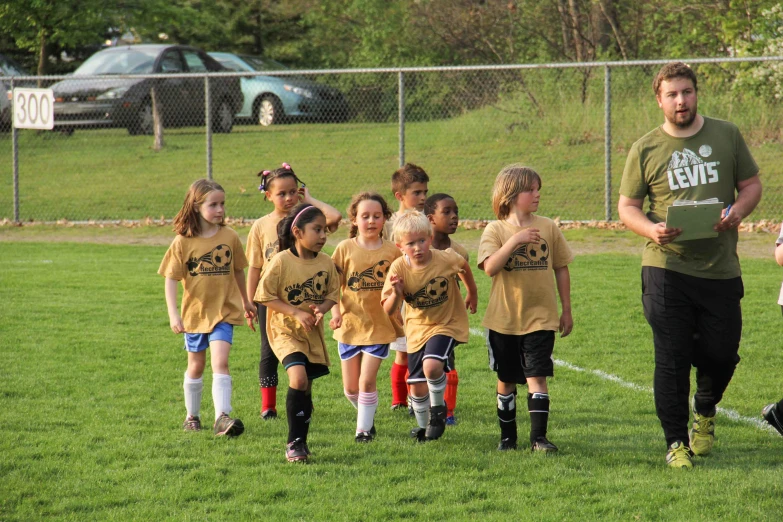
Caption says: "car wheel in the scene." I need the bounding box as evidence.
[128,99,153,135]
[256,96,283,126]
[212,99,233,134]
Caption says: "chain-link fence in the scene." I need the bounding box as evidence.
[3,55,783,222]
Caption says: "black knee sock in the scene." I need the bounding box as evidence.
[777,398,783,413]
[303,391,313,441]
[497,391,517,442]
[528,392,550,443]
[286,387,309,443]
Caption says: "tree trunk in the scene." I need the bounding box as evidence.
[597,0,629,60]
[37,29,47,87]
[567,0,583,62]
[556,0,572,60]
[151,87,164,151]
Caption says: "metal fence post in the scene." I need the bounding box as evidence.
[11,77,19,222]
[398,71,405,167]
[604,65,612,221]
[205,76,213,180]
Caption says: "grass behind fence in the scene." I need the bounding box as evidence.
[2,69,783,222]
[2,232,783,520]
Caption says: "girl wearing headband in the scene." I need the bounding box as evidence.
[254,202,340,462]
[246,162,341,421]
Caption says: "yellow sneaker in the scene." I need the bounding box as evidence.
[689,405,715,456]
[666,441,694,469]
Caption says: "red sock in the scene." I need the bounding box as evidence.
[445,370,459,416]
[391,363,408,406]
[261,386,277,413]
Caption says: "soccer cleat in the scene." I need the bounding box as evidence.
[762,404,783,436]
[183,415,201,431]
[446,415,457,426]
[665,441,694,469]
[370,424,377,437]
[391,403,407,411]
[531,436,558,453]
[261,409,278,420]
[213,413,244,437]
[355,431,374,443]
[409,427,426,442]
[286,439,309,462]
[425,404,448,440]
[689,403,716,456]
[497,438,517,451]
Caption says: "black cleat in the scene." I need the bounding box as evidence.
[355,431,374,443]
[497,438,518,451]
[762,404,783,436]
[531,436,558,453]
[425,405,447,440]
[261,409,278,420]
[213,413,244,437]
[410,427,426,442]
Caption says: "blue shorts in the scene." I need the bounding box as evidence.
[184,322,234,353]
[338,342,390,361]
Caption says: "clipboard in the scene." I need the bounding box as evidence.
[665,201,723,242]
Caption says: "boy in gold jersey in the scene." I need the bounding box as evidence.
[381,211,477,441]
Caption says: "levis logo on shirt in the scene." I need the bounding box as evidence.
[666,147,720,190]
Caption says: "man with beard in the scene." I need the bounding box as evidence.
[618,62,762,469]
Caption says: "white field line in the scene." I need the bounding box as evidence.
[468,327,776,434]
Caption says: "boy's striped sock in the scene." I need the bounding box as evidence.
[427,373,447,407]
[411,393,430,429]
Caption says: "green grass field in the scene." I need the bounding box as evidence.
[2,227,783,520]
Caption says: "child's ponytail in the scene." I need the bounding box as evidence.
[258,162,305,198]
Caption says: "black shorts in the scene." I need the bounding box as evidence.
[281,352,330,381]
[406,335,457,383]
[487,329,555,384]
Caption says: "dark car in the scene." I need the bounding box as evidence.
[51,44,243,134]
[0,53,30,130]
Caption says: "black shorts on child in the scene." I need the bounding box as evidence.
[406,334,457,383]
[487,329,555,384]
[282,352,330,380]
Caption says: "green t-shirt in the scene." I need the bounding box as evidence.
[620,117,759,279]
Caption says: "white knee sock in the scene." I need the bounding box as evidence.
[427,373,447,407]
[411,393,430,429]
[344,389,359,410]
[212,373,232,421]
[357,391,378,433]
[184,373,203,418]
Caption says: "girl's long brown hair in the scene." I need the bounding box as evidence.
[173,179,225,237]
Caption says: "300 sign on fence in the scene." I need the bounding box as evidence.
[13,88,55,130]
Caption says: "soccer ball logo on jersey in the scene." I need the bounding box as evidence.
[186,244,232,276]
[264,239,280,262]
[347,260,391,292]
[666,147,720,190]
[405,276,449,309]
[286,270,330,305]
[503,239,549,271]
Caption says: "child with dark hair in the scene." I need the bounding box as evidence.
[246,162,341,420]
[383,163,430,412]
[425,193,468,425]
[330,192,403,442]
[159,179,256,437]
[255,203,340,462]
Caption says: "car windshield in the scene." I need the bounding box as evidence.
[239,56,289,72]
[74,48,160,75]
[0,55,26,76]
